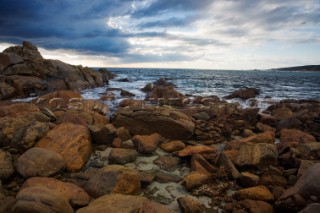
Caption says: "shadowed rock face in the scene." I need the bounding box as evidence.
[0,41,105,100]
[275,163,320,212]
[112,106,195,140]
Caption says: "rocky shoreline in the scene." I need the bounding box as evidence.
[1,42,320,213]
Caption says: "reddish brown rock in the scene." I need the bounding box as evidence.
[191,153,216,175]
[86,165,141,198]
[160,140,186,153]
[36,123,92,172]
[280,128,316,148]
[177,196,209,213]
[112,106,195,140]
[233,185,275,202]
[76,194,175,213]
[0,82,16,100]
[0,149,14,180]
[132,133,161,154]
[215,152,240,179]
[109,148,138,165]
[298,142,320,160]
[239,172,260,187]
[0,195,16,213]
[272,107,293,119]
[89,124,117,145]
[16,147,65,178]
[13,186,73,213]
[22,177,90,207]
[182,172,211,191]
[33,90,82,109]
[237,131,275,144]
[236,142,278,169]
[178,145,217,157]
[275,163,320,212]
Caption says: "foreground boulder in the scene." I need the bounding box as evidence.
[36,123,92,172]
[275,163,320,212]
[22,177,91,207]
[77,194,176,213]
[86,165,141,198]
[112,106,195,140]
[13,186,73,213]
[0,41,105,99]
[16,147,65,178]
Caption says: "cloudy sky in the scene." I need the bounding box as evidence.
[0,0,319,69]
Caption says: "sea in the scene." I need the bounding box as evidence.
[81,68,320,111]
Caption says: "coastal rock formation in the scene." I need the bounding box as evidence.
[16,147,65,178]
[36,123,92,172]
[112,106,195,140]
[0,41,105,100]
[225,87,260,100]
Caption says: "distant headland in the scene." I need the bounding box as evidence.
[271,65,320,72]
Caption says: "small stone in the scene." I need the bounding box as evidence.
[177,196,208,213]
[178,145,217,157]
[239,172,260,187]
[191,154,216,175]
[160,140,186,152]
[156,171,182,183]
[233,185,275,202]
[153,155,180,172]
[182,172,211,191]
[132,133,161,154]
[109,148,138,165]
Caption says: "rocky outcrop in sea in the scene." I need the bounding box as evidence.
[0,42,320,213]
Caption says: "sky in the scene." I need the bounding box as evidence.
[0,0,319,70]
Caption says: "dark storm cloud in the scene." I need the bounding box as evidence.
[0,0,132,54]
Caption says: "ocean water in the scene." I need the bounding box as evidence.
[82,68,320,110]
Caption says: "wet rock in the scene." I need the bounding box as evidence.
[239,172,260,187]
[233,185,274,202]
[100,91,115,101]
[236,199,274,213]
[132,133,161,154]
[160,140,186,153]
[235,143,278,169]
[120,89,135,97]
[33,90,82,109]
[297,142,320,160]
[36,123,92,172]
[112,106,195,140]
[215,152,240,179]
[153,155,180,172]
[13,186,73,213]
[156,171,182,183]
[280,128,316,148]
[178,145,217,157]
[22,177,90,207]
[275,163,320,212]
[191,154,216,175]
[88,124,117,145]
[182,172,211,191]
[225,88,260,100]
[16,147,65,178]
[256,122,275,133]
[0,149,14,180]
[177,196,209,213]
[237,131,275,144]
[77,194,176,213]
[109,148,138,165]
[86,165,141,198]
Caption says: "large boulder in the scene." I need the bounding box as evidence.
[0,103,53,153]
[76,194,176,213]
[12,186,73,213]
[22,177,91,207]
[235,142,278,169]
[280,128,316,148]
[86,165,141,198]
[16,147,65,178]
[225,88,260,100]
[112,106,195,140]
[275,163,320,212]
[36,123,92,172]
[1,41,107,100]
